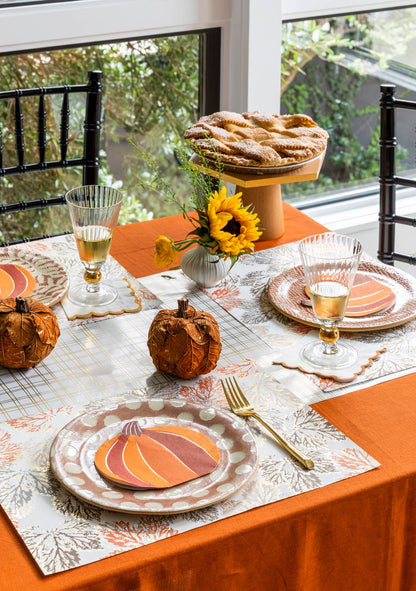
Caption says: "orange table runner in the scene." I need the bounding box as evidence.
[110,201,328,277]
[1,203,415,590]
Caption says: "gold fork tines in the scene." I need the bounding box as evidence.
[221,377,314,470]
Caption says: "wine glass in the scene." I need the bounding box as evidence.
[298,233,362,369]
[65,185,123,307]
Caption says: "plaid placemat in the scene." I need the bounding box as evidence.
[0,293,271,420]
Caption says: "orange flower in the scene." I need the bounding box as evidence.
[154,235,178,267]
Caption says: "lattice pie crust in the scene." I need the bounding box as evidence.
[184,111,329,167]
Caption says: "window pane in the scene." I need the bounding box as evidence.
[281,7,416,204]
[0,35,200,242]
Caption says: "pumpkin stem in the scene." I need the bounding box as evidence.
[15,297,29,314]
[177,298,189,318]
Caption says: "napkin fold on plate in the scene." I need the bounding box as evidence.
[94,420,220,489]
[0,263,36,298]
[302,273,396,318]
[61,276,142,320]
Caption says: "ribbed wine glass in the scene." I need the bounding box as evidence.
[65,185,123,307]
[298,233,362,369]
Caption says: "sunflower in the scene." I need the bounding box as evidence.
[154,235,179,267]
[207,186,262,256]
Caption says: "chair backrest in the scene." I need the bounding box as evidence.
[378,83,416,266]
[0,69,103,246]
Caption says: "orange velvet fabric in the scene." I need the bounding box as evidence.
[1,203,415,591]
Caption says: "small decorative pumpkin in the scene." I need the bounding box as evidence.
[147,298,221,379]
[0,296,60,369]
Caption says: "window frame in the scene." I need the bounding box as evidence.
[0,0,281,113]
[282,0,416,20]
[1,0,415,215]
[0,0,411,111]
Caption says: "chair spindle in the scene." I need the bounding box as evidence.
[38,93,47,164]
[14,95,25,167]
[60,91,70,162]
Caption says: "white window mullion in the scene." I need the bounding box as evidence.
[224,0,281,113]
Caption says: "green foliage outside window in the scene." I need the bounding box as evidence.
[1,8,416,242]
[0,35,199,243]
[280,10,415,202]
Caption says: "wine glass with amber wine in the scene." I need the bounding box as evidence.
[298,233,362,369]
[65,185,123,307]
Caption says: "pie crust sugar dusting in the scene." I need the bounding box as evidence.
[184,111,329,168]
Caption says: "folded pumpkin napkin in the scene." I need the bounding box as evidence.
[61,276,141,320]
[95,420,220,489]
[272,333,386,383]
[0,262,36,298]
[303,273,396,318]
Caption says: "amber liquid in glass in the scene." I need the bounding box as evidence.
[75,225,113,264]
[309,280,349,322]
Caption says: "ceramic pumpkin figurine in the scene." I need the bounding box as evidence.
[147,298,221,379]
[0,296,60,368]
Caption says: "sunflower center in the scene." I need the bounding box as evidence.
[223,217,241,236]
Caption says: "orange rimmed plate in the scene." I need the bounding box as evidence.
[269,260,416,332]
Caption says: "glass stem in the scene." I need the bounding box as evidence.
[86,283,100,293]
[84,267,102,293]
[322,341,338,355]
[319,325,339,356]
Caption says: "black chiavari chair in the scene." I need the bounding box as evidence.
[378,83,416,266]
[0,70,102,246]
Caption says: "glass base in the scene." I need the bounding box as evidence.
[67,281,118,307]
[300,340,358,370]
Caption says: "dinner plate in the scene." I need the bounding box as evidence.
[0,248,69,306]
[269,260,416,331]
[50,398,258,514]
[191,152,323,176]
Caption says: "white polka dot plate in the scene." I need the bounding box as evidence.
[50,398,258,514]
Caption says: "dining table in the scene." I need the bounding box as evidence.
[1,201,416,591]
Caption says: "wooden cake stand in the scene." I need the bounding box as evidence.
[191,152,325,241]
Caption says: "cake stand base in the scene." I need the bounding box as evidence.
[236,184,284,240]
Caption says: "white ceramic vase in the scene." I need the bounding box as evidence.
[180,245,232,288]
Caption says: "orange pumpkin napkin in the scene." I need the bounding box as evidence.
[0,263,36,298]
[304,273,395,317]
[345,274,395,316]
[94,421,220,490]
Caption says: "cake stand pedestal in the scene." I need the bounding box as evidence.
[191,152,325,241]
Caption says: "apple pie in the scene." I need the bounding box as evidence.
[184,111,328,168]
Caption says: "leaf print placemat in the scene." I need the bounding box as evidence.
[0,367,379,575]
[196,244,416,394]
[5,235,162,329]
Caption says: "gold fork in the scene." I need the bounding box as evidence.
[221,377,314,470]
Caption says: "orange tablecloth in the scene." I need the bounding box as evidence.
[1,202,416,591]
